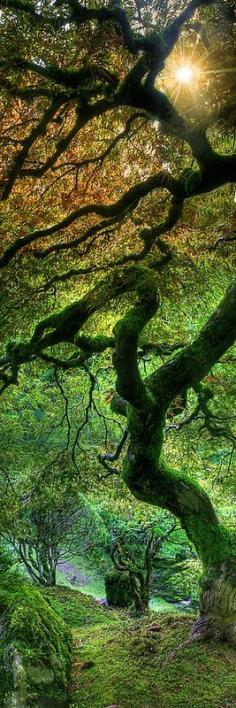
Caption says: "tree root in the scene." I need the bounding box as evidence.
[162,615,236,665]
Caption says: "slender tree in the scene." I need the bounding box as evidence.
[2,486,105,586]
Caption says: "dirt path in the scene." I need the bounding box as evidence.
[58,560,91,586]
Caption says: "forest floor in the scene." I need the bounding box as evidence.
[46,586,236,708]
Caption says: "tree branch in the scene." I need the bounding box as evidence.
[0,171,182,266]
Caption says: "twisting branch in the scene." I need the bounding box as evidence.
[113,268,159,409]
[0,171,182,267]
[148,280,236,408]
[194,384,236,449]
[0,266,143,372]
[35,197,178,291]
[165,383,213,433]
[53,368,71,449]
[22,112,149,179]
[34,216,122,261]
[139,340,186,358]
[1,98,65,200]
[164,381,235,451]
[98,428,128,477]
[71,364,96,468]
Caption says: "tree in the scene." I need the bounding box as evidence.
[2,482,106,586]
[0,0,235,643]
[106,520,176,612]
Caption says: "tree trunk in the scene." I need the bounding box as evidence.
[112,271,236,644]
[129,570,149,614]
[193,560,236,644]
[49,565,57,586]
[123,410,236,640]
[123,432,236,640]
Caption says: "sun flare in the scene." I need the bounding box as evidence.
[175,65,194,84]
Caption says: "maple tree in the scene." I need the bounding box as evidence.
[0,0,235,644]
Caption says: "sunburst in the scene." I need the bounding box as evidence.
[175,65,194,84]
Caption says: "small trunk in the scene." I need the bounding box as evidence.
[129,571,149,614]
[192,560,236,645]
[50,566,56,586]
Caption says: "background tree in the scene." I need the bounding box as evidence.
[0,0,235,644]
[1,478,107,586]
[106,519,176,612]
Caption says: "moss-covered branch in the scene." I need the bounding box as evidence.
[0,266,148,391]
[113,269,159,408]
[112,279,236,575]
[149,279,236,407]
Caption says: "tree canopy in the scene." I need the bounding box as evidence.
[0,0,236,646]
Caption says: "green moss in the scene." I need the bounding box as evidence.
[70,612,236,708]
[44,586,113,628]
[2,578,236,708]
[123,441,236,572]
[75,334,114,352]
[105,569,131,608]
[0,579,72,705]
[105,568,147,609]
[185,514,236,569]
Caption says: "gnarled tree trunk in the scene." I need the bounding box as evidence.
[194,560,236,644]
[112,269,236,643]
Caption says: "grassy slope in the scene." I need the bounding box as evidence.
[45,586,114,628]
[47,587,236,708]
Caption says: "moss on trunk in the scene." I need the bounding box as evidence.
[112,274,236,643]
[105,568,147,610]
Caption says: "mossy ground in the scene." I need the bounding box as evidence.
[55,597,235,708]
[2,584,236,707]
[45,586,114,629]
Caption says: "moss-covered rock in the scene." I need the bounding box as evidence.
[105,568,146,608]
[105,569,131,608]
[0,579,72,707]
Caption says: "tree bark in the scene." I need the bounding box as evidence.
[113,271,236,642]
